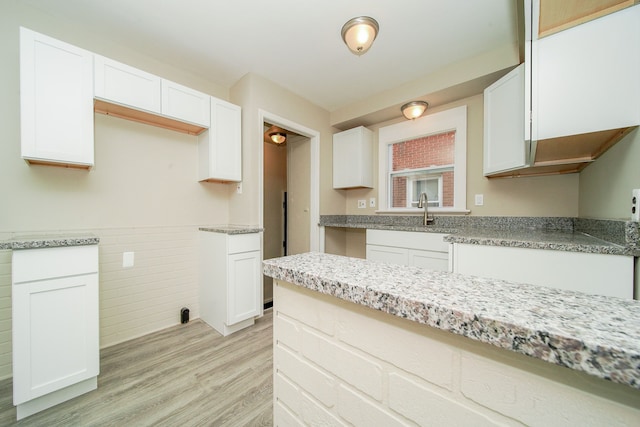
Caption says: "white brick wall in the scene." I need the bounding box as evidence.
[0,250,11,380]
[274,279,640,426]
[0,225,200,380]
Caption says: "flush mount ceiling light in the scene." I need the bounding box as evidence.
[269,132,286,145]
[341,16,379,56]
[401,101,429,120]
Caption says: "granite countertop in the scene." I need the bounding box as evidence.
[444,228,632,256]
[5,233,99,250]
[263,252,640,390]
[320,215,639,256]
[199,225,263,235]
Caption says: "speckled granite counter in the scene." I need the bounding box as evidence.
[444,228,632,255]
[263,252,640,389]
[8,234,99,250]
[199,225,263,234]
[320,215,640,256]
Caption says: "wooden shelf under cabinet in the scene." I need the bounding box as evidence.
[94,99,207,136]
[487,126,635,178]
[538,0,638,38]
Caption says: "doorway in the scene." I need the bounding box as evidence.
[260,111,320,306]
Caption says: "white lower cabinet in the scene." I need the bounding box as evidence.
[199,231,261,336]
[12,245,99,420]
[452,243,634,299]
[366,229,450,271]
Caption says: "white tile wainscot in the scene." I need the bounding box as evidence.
[267,253,640,426]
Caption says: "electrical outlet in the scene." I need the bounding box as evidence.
[357,199,366,209]
[474,194,484,206]
[632,189,639,221]
[236,182,242,194]
[369,197,376,208]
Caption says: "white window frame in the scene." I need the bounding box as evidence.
[378,105,468,213]
[406,173,443,208]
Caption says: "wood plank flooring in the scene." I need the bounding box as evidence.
[0,311,273,426]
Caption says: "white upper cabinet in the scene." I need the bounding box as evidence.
[20,28,238,175]
[93,55,211,135]
[94,54,161,114]
[197,97,242,182]
[161,79,210,127]
[333,126,373,189]
[20,27,94,168]
[483,63,529,175]
[533,5,640,141]
[483,2,640,178]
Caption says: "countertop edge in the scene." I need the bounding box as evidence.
[322,221,637,256]
[9,235,100,250]
[263,252,640,390]
[198,226,264,235]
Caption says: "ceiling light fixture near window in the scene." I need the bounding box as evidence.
[269,132,286,144]
[401,101,429,120]
[341,16,379,56]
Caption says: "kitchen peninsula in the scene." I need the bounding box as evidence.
[264,252,640,426]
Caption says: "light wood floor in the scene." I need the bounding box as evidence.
[0,311,273,426]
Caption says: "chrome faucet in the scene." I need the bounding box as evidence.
[417,192,434,226]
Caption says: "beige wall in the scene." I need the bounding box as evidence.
[0,2,234,380]
[0,2,232,232]
[579,128,640,220]
[344,94,580,217]
[229,73,345,226]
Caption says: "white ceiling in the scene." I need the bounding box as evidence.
[23,0,518,113]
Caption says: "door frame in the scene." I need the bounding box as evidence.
[258,109,321,252]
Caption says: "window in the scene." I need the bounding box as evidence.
[378,105,467,213]
[408,174,442,208]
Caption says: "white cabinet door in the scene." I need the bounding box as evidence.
[198,98,242,182]
[483,64,529,175]
[452,243,634,299]
[20,27,94,167]
[161,79,210,127]
[12,273,99,404]
[12,245,99,418]
[533,5,640,141]
[408,249,448,271]
[199,231,261,336]
[366,244,409,265]
[366,229,451,270]
[333,126,374,189]
[227,251,261,325]
[94,54,161,114]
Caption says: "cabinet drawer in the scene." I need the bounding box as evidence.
[366,229,448,252]
[228,233,260,254]
[13,245,99,284]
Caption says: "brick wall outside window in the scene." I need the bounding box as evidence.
[391,131,455,207]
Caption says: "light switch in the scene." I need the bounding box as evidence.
[123,252,135,268]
